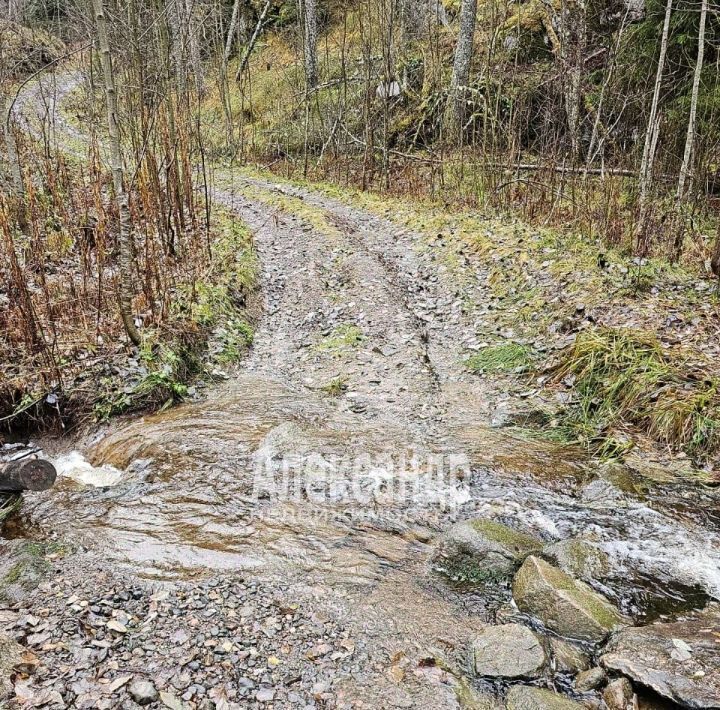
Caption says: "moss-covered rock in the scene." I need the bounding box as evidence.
[512,556,627,642]
[543,538,611,583]
[434,518,543,585]
[506,686,584,710]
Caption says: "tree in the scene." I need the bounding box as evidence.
[446,0,477,136]
[676,0,707,202]
[299,0,319,90]
[635,0,673,245]
[91,0,141,345]
[224,0,243,65]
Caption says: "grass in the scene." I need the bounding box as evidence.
[315,324,365,352]
[466,343,534,374]
[322,376,349,396]
[549,327,720,463]
[217,176,341,238]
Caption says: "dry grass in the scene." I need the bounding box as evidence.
[551,328,720,462]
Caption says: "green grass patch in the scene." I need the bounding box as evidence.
[314,324,365,353]
[466,343,534,374]
[550,327,720,462]
[321,376,349,396]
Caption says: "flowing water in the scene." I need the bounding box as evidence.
[8,76,720,705]
[9,163,720,624]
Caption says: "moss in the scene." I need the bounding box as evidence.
[0,541,66,602]
[434,554,510,587]
[531,557,623,630]
[469,519,542,554]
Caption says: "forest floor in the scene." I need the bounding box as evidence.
[2,69,720,710]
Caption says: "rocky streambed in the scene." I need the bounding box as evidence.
[434,516,720,709]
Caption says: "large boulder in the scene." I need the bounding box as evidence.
[512,556,626,642]
[506,686,584,709]
[601,604,720,709]
[472,624,546,679]
[434,519,542,584]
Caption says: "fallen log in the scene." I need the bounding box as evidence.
[0,458,57,492]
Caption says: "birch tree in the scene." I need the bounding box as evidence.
[635,0,673,242]
[299,0,319,90]
[91,0,141,345]
[224,0,242,64]
[446,0,478,135]
[676,0,707,202]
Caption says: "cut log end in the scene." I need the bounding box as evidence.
[1,459,57,492]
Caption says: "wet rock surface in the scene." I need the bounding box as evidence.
[472,623,546,679]
[513,556,627,642]
[435,518,543,585]
[601,604,720,708]
[505,685,584,709]
[542,538,611,584]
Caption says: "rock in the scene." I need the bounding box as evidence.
[127,678,158,706]
[0,633,32,698]
[160,691,185,710]
[435,518,542,584]
[549,637,590,674]
[472,624,545,679]
[601,605,720,708]
[543,539,610,583]
[454,677,500,709]
[512,556,626,642]
[602,678,634,710]
[574,666,606,692]
[256,688,275,702]
[505,686,584,709]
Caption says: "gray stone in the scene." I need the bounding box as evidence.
[549,637,590,674]
[128,678,158,706]
[602,678,634,710]
[574,666,607,692]
[543,538,610,583]
[601,604,720,709]
[0,633,33,698]
[435,518,542,583]
[454,677,501,709]
[512,556,627,642]
[505,686,584,710]
[472,624,545,679]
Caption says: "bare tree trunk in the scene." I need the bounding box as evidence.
[224,0,242,64]
[299,0,319,90]
[235,0,271,81]
[184,0,203,95]
[585,6,630,171]
[560,0,586,160]
[635,0,673,243]
[677,0,707,201]
[400,0,429,41]
[446,0,478,136]
[1,95,24,201]
[91,0,141,346]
